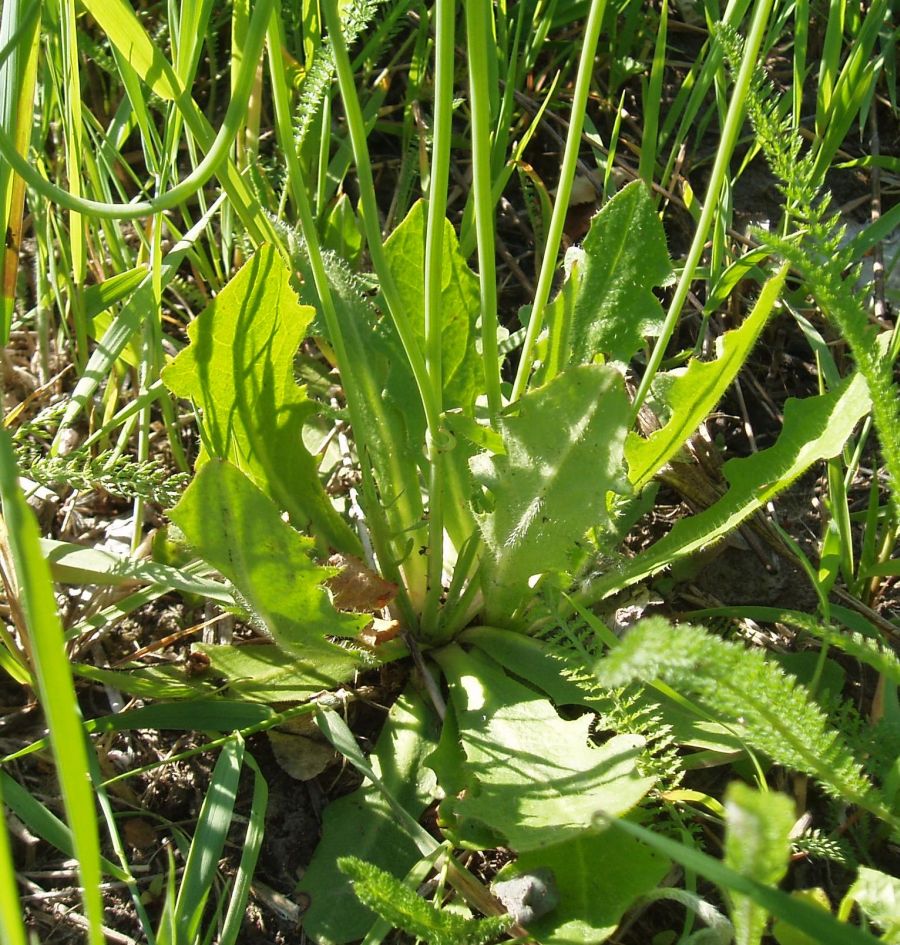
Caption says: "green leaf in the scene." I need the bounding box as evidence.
[72,663,219,700]
[169,459,367,663]
[773,889,833,945]
[174,736,245,943]
[570,180,671,363]
[0,432,105,940]
[161,245,359,552]
[843,867,900,943]
[586,371,871,600]
[535,248,584,387]
[626,265,787,489]
[605,815,883,945]
[471,364,630,623]
[724,783,794,945]
[322,192,363,267]
[383,199,481,409]
[463,625,745,757]
[78,0,182,100]
[299,690,440,945]
[435,645,654,852]
[338,857,510,945]
[194,643,368,703]
[504,830,669,944]
[594,618,892,824]
[41,537,234,603]
[295,248,428,598]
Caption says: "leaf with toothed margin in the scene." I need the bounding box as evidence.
[169,459,367,664]
[434,645,655,853]
[470,364,630,624]
[569,180,671,364]
[161,244,359,553]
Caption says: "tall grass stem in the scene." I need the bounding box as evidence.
[511,0,608,401]
[631,0,775,419]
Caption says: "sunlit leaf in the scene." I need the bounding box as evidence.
[724,782,794,945]
[435,645,654,852]
[570,180,671,363]
[588,371,871,599]
[626,265,787,489]
[169,459,367,663]
[162,245,359,552]
[503,830,669,944]
[471,363,630,623]
[383,199,481,408]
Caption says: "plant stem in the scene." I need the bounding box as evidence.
[630,0,775,420]
[464,0,502,421]
[420,0,456,634]
[510,0,608,402]
[0,0,276,220]
[323,0,441,435]
[266,10,419,624]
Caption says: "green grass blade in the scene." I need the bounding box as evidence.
[601,815,882,945]
[0,774,28,945]
[218,753,268,945]
[173,735,245,943]
[0,0,276,223]
[632,0,775,418]
[0,0,39,343]
[463,0,502,420]
[511,0,608,400]
[0,430,106,943]
[638,0,667,186]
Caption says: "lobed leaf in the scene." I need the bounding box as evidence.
[162,245,359,552]
[168,459,368,665]
[338,856,510,945]
[594,617,892,824]
[435,645,655,852]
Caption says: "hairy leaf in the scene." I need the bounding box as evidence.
[587,371,870,600]
[193,644,369,703]
[724,783,794,945]
[471,364,630,623]
[383,199,481,408]
[161,245,358,551]
[169,459,367,664]
[299,691,440,945]
[435,645,654,852]
[570,180,671,363]
[627,265,787,489]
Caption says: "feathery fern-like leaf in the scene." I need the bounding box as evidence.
[594,617,896,828]
[338,857,511,945]
[719,24,900,521]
